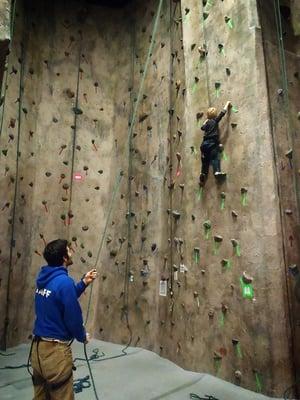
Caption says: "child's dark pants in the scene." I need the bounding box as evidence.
[201,146,220,175]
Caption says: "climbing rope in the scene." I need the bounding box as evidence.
[200,0,211,106]
[82,10,165,399]
[258,1,298,393]
[67,34,82,231]
[84,170,123,325]
[167,0,181,304]
[123,0,165,317]
[84,0,165,328]
[272,0,300,394]
[3,38,26,350]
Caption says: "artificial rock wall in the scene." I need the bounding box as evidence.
[0,0,299,397]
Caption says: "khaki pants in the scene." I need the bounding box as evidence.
[31,340,74,400]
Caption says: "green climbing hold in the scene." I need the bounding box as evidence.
[225,16,234,29]
[221,259,232,270]
[193,247,200,263]
[215,82,221,97]
[203,220,211,239]
[240,277,254,299]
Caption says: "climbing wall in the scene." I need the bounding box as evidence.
[0,0,134,347]
[258,0,300,388]
[155,0,297,395]
[0,0,299,397]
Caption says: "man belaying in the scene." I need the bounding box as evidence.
[199,101,231,186]
[30,239,98,400]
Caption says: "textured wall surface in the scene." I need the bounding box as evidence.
[0,0,299,397]
[0,0,10,95]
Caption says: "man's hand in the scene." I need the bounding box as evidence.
[83,269,98,286]
[84,332,91,344]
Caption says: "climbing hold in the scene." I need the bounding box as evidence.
[225,15,234,29]
[213,351,222,360]
[242,271,253,284]
[213,235,223,255]
[139,113,149,123]
[196,112,204,120]
[172,210,181,221]
[215,82,221,97]
[73,107,83,115]
[231,239,240,256]
[59,144,67,155]
[198,45,208,59]
[62,183,69,195]
[208,309,214,319]
[58,174,66,184]
[42,200,48,212]
[203,220,211,239]
[218,43,225,55]
[9,118,16,128]
[214,235,223,242]
[221,259,231,269]
[220,192,226,210]
[65,88,75,98]
[53,117,58,123]
[221,304,228,314]
[226,67,231,76]
[288,264,298,277]
[231,210,238,218]
[193,247,200,263]
[235,370,242,380]
[45,172,52,177]
[241,187,248,206]
[277,88,284,96]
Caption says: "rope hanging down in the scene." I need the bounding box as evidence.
[3,40,26,350]
[67,35,83,230]
[84,0,165,327]
[200,0,211,106]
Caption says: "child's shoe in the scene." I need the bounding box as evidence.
[199,173,206,186]
[214,171,227,180]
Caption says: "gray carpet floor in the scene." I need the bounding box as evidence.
[0,339,284,400]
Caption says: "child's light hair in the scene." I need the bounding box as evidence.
[207,107,218,119]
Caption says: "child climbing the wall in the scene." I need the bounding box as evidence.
[199,101,231,186]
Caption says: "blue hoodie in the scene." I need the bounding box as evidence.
[33,266,87,343]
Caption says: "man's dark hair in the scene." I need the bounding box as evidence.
[43,239,68,266]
